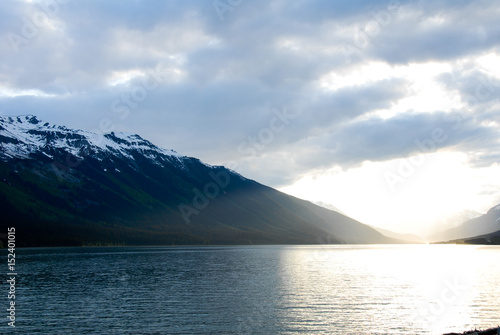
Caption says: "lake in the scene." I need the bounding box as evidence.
[2,245,500,334]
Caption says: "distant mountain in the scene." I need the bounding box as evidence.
[370,226,425,243]
[0,115,397,247]
[433,229,500,245]
[430,204,500,242]
[442,230,500,245]
[426,209,482,237]
[314,201,423,243]
[462,230,500,245]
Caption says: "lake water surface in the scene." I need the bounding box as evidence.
[2,245,500,334]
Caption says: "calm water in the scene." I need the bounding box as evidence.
[2,245,500,334]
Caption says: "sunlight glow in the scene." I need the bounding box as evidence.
[319,61,394,91]
[0,87,57,98]
[477,53,500,78]
[108,70,145,86]
[279,152,500,237]
[319,62,457,117]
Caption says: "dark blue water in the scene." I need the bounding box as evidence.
[2,245,499,334]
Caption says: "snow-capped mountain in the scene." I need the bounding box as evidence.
[0,114,186,166]
[0,115,397,247]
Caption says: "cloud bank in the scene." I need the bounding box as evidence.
[1,0,499,191]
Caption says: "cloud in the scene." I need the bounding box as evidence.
[367,0,500,63]
[0,0,499,191]
[233,107,500,187]
[332,111,498,164]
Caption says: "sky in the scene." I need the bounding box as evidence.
[1,0,500,236]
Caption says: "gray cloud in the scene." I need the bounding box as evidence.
[238,107,500,187]
[367,0,500,63]
[331,111,498,164]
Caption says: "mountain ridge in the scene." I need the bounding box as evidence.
[0,114,399,247]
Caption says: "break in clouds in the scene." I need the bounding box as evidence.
[0,0,499,187]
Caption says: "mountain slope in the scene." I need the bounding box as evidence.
[0,115,396,247]
[438,230,500,245]
[370,226,425,243]
[430,204,500,242]
[462,229,500,244]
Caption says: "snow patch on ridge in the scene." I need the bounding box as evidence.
[0,115,187,167]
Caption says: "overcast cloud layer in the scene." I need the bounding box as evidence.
[1,0,499,192]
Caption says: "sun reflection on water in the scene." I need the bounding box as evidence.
[276,245,499,334]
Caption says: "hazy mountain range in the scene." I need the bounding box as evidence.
[0,115,402,247]
[430,204,500,244]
